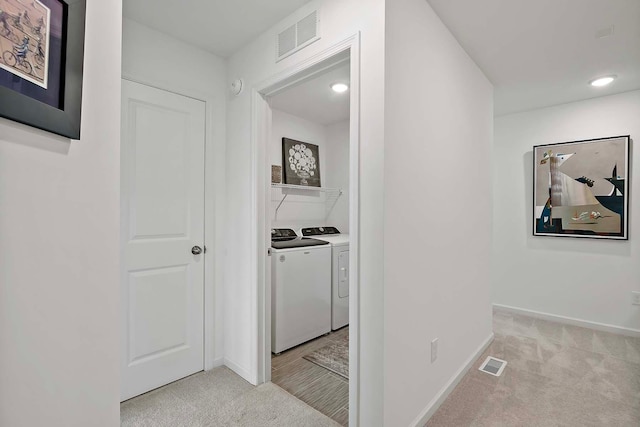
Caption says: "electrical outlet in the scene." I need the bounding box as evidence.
[632,291,640,306]
[431,338,439,363]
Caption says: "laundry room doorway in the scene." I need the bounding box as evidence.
[251,36,360,426]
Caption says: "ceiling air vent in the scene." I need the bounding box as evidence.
[276,10,320,62]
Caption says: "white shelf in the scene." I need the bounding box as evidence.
[271,183,343,218]
[271,183,341,193]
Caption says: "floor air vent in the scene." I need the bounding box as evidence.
[479,356,507,377]
[276,10,320,62]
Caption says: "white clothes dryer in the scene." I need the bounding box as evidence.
[300,227,349,330]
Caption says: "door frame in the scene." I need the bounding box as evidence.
[250,33,361,426]
[120,75,222,373]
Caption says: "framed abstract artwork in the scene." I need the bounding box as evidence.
[0,0,86,139]
[533,135,630,240]
[282,137,321,187]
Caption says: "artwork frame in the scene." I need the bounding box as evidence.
[282,137,321,187]
[0,0,86,139]
[533,135,630,240]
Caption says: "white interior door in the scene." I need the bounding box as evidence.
[121,80,206,401]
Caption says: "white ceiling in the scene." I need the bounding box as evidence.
[123,0,313,58]
[427,0,640,115]
[270,64,351,126]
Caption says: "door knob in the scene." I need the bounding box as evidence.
[191,246,203,255]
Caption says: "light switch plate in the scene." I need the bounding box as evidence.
[431,338,438,363]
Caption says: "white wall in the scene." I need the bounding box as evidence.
[493,90,640,332]
[226,0,385,423]
[122,18,228,365]
[325,119,350,233]
[270,110,349,231]
[270,109,328,228]
[0,1,122,425]
[384,0,494,425]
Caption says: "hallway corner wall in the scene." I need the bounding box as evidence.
[384,0,494,424]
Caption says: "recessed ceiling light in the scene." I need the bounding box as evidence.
[590,76,616,87]
[331,83,349,93]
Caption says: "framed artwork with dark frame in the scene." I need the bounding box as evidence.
[0,0,86,139]
[282,137,321,187]
[533,135,630,240]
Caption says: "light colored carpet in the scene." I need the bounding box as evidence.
[304,334,349,379]
[426,309,640,426]
[121,366,340,426]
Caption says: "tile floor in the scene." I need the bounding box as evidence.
[271,326,350,426]
[426,309,640,426]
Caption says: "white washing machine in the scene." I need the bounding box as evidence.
[301,227,349,330]
[271,228,332,354]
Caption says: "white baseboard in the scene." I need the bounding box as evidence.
[223,358,254,384]
[493,303,640,338]
[410,333,494,427]
[209,357,224,369]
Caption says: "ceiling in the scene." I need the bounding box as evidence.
[427,0,640,115]
[270,64,351,126]
[123,0,313,58]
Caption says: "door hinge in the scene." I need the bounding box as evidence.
[267,248,272,256]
